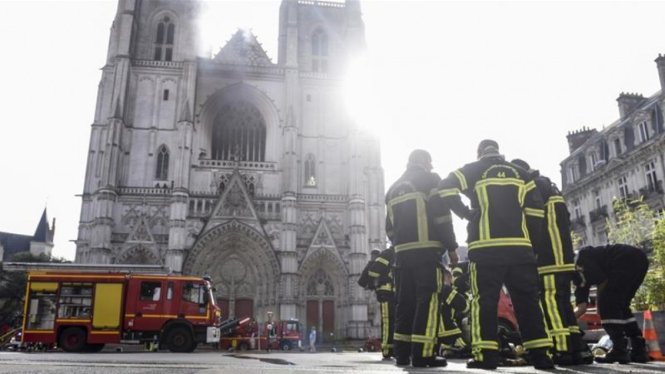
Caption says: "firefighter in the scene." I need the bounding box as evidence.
[358,249,381,292]
[573,244,650,364]
[385,149,458,368]
[437,266,469,355]
[438,140,554,370]
[367,246,396,359]
[510,159,592,366]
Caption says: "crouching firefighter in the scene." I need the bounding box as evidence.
[367,246,396,359]
[573,244,650,364]
[438,266,470,355]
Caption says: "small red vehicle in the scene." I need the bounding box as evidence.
[220,319,302,351]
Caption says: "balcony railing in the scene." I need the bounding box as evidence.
[589,205,608,222]
[570,215,586,230]
[639,180,664,200]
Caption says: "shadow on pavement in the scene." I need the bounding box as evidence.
[229,354,296,366]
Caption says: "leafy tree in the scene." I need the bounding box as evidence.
[0,252,70,327]
[606,198,665,310]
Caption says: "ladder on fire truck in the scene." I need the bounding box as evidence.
[1,263,172,274]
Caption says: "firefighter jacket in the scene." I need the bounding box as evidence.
[368,247,395,302]
[438,157,544,265]
[573,244,648,305]
[385,165,458,265]
[530,171,576,275]
[358,260,376,291]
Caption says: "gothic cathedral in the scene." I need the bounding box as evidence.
[75,0,385,340]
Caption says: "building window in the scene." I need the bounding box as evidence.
[154,16,175,61]
[646,160,659,191]
[311,29,328,73]
[573,200,582,219]
[163,89,169,101]
[613,138,622,157]
[305,153,316,186]
[211,101,266,162]
[618,175,629,199]
[637,121,650,143]
[594,190,602,209]
[568,163,578,184]
[588,152,597,172]
[155,145,169,180]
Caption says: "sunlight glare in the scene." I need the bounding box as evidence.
[343,55,391,138]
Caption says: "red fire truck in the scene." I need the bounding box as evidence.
[21,271,222,353]
[220,319,302,351]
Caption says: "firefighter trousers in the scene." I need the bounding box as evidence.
[598,255,649,341]
[379,298,395,358]
[540,272,576,353]
[469,261,552,362]
[394,261,441,361]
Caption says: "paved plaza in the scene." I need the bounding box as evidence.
[1,349,665,374]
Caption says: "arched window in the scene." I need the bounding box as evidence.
[305,153,316,186]
[211,101,266,162]
[154,16,175,61]
[155,145,169,180]
[306,269,334,296]
[311,30,328,73]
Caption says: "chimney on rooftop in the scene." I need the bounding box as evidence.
[616,92,644,119]
[655,54,665,94]
[566,126,598,154]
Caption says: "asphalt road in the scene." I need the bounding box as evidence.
[1,349,665,373]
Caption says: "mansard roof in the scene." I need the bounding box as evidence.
[564,91,663,162]
[213,29,273,67]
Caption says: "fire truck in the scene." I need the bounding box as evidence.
[20,270,222,353]
[220,319,302,351]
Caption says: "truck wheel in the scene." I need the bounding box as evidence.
[85,343,105,353]
[59,328,87,353]
[280,340,292,351]
[166,327,195,353]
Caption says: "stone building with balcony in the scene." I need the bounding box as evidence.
[561,55,665,247]
[74,0,384,340]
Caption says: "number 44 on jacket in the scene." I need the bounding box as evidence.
[21,270,223,353]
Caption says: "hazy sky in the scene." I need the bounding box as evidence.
[2,0,665,261]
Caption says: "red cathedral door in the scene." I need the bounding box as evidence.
[235,299,254,320]
[218,299,229,321]
[322,300,334,343]
[306,300,319,341]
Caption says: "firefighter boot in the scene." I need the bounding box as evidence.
[570,332,594,365]
[466,350,499,370]
[553,351,574,366]
[595,337,630,364]
[412,356,448,367]
[630,337,650,363]
[529,348,555,370]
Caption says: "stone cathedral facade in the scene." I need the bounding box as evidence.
[75,0,385,340]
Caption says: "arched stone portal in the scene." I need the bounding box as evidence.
[298,248,349,343]
[183,221,280,320]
